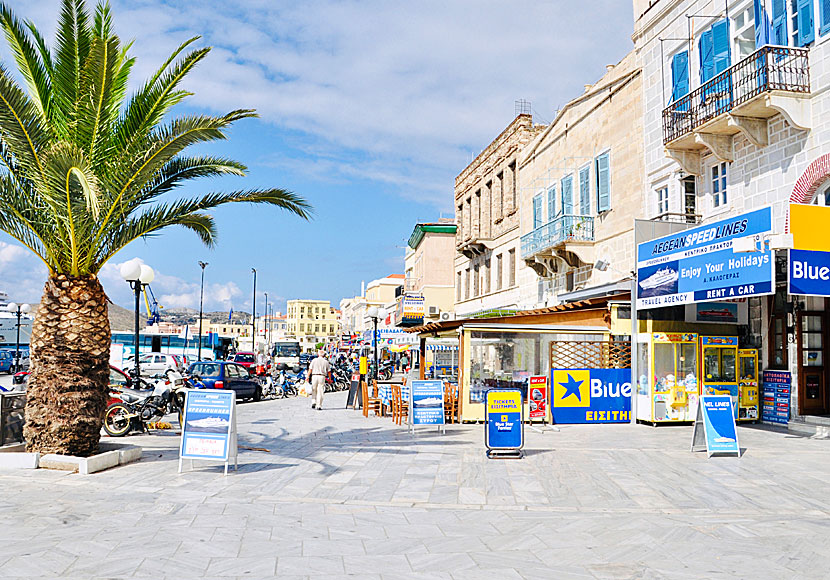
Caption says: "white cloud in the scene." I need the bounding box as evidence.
[7,1,634,211]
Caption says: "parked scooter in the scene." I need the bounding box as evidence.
[104,369,188,436]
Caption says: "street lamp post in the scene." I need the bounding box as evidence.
[197,261,208,361]
[264,292,268,348]
[120,259,155,380]
[5,302,30,373]
[251,268,257,352]
[367,306,382,381]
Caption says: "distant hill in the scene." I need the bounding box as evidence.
[108,303,137,332]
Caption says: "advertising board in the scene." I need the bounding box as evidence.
[691,395,741,457]
[179,390,237,474]
[528,376,548,420]
[551,369,631,424]
[410,380,445,426]
[485,389,523,456]
[636,207,774,309]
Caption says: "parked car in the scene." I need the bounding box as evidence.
[231,351,257,370]
[187,361,261,401]
[133,353,181,376]
[0,349,29,374]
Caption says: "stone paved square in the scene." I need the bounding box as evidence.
[2,392,830,579]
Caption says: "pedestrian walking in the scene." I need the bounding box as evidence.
[400,352,409,373]
[308,350,331,410]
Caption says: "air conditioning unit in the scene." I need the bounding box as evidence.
[439,311,456,322]
[427,306,440,316]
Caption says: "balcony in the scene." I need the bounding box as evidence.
[520,214,594,260]
[662,45,810,174]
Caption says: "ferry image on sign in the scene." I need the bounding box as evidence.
[639,267,679,291]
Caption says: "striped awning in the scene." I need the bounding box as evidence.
[427,345,458,351]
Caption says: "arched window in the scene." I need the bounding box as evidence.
[811,181,830,206]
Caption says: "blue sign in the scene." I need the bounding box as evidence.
[410,380,445,425]
[485,389,523,451]
[692,395,740,456]
[789,248,830,296]
[551,369,631,424]
[636,208,774,309]
[180,390,235,461]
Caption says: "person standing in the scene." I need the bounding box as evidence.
[400,352,409,373]
[308,350,331,410]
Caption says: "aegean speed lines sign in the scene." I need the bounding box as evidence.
[636,207,774,309]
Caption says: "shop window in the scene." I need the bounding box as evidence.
[711,162,728,208]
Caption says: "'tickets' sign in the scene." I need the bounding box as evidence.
[551,369,631,424]
[485,389,523,451]
[528,376,548,420]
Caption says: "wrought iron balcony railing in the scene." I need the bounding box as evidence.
[520,214,594,260]
[663,45,809,144]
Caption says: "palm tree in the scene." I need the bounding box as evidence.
[0,0,310,456]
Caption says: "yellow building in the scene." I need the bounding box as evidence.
[286,299,340,351]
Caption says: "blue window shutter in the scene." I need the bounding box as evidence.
[699,29,714,83]
[561,176,573,215]
[772,0,788,45]
[579,167,590,215]
[547,185,556,221]
[596,153,610,212]
[755,0,771,46]
[533,194,542,229]
[671,50,689,103]
[712,20,730,75]
[821,0,830,36]
[798,0,815,44]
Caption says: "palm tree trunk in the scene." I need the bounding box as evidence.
[24,274,111,456]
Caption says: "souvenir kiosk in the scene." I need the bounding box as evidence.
[699,336,739,416]
[636,333,699,424]
[737,348,760,421]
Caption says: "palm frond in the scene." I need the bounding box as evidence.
[0,4,50,120]
[0,63,51,180]
[77,34,121,164]
[52,0,92,136]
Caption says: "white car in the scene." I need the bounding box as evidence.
[135,353,181,376]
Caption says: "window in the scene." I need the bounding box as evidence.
[682,176,697,222]
[561,175,573,215]
[595,152,610,212]
[670,50,689,104]
[533,193,543,229]
[473,264,480,296]
[821,0,830,36]
[508,249,516,287]
[711,162,728,207]
[656,187,669,215]
[457,203,464,239]
[547,185,556,221]
[299,323,305,332]
[578,166,590,215]
[457,271,462,301]
[496,171,504,220]
[811,182,830,205]
[509,161,517,210]
[484,258,491,294]
[794,0,815,45]
[698,19,730,85]
[465,268,470,300]
[496,254,503,290]
[733,5,756,59]
[300,307,305,315]
[315,324,320,332]
[773,0,789,45]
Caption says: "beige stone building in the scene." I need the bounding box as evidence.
[286,299,340,351]
[454,114,546,316]
[396,221,457,326]
[518,51,643,307]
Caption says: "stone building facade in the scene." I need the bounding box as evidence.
[634,0,830,421]
[454,114,546,316]
[517,51,644,308]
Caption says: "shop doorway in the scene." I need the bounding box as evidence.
[798,300,829,415]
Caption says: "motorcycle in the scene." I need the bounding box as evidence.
[377,360,395,381]
[103,369,188,437]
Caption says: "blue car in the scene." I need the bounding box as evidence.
[187,361,262,402]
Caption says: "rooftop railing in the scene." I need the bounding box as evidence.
[520,214,594,260]
[663,45,809,144]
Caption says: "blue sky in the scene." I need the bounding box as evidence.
[0,0,634,315]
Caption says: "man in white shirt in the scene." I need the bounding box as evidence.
[308,350,331,410]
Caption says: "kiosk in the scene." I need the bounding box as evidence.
[699,336,739,418]
[637,333,699,424]
[738,348,759,421]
